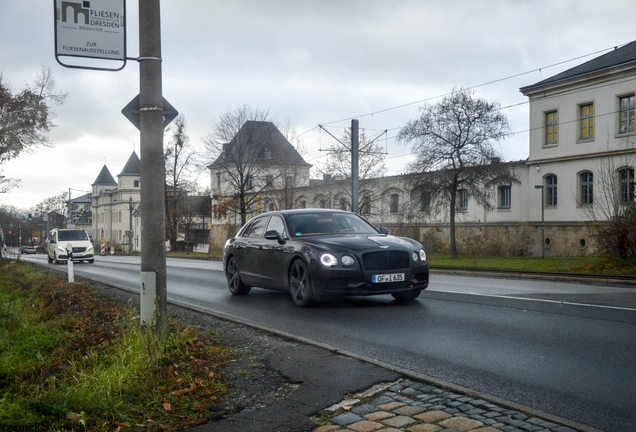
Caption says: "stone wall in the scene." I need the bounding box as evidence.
[209,219,597,257]
[386,222,596,257]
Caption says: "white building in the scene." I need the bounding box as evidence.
[91,151,141,252]
[210,43,636,257]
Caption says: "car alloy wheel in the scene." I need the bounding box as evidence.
[289,260,313,307]
[226,257,251,295]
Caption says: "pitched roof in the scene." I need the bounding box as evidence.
[69,193,92,204]
[208,121,311,168]
[119,151,141,176]
[521,41,636,93]
[92,165,117,186]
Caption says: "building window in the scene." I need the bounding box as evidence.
[420,192,431,213]
[360,195,371,214]
[546,175,557,207]
[619,95,635,134]
[619,168,635,203]
[456,189,468,211]
[339,198,349,211]
[265,175,273,187]
[498,186,511,209]
[246,175,253,188]
[134,180,140,188]
[580,172,593,206]
[319,199,327,209]
[580,103,594,140]
[545,111,558,145]
[300,200,307,209]
[389,194,399,213]
[216,173,221,189]
[264,147,272,159]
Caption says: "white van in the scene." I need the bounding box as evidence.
[47,228,94,264]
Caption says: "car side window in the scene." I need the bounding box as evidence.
[247,217,269,237]
[239,221,254,237]
[266,216,286,238]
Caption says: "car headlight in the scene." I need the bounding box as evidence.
[320,253,338,267]
[341,255,355,267]
[412,252,419,262]
[57,246,65,252]
[87,245,93,252]
[419,249,427,262]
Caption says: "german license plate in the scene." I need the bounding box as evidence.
[372,273,404,283]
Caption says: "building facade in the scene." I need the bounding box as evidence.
[210,43,636,257]
[91,151,141,252]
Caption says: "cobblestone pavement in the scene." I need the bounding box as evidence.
[313,379,582,432]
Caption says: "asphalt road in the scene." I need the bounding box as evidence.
[21,253,636,432]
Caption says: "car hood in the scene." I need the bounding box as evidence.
[303,234,419,252]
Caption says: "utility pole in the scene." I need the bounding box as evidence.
[129,196,134,255]
[534,185,545,259]
[351,119,359,214]
[139,0,167,335]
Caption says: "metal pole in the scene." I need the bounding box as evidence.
[129,196,133,255]
[351,119,359,214]
[139,0,167,334]
[534,185,545,259]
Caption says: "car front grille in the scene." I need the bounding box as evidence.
[362,251,410,271]
[72,247,86,253]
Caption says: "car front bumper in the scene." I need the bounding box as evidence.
[310,261,429,297]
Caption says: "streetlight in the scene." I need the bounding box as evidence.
[534,185,545,259]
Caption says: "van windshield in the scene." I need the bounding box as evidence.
[58,230,89,241]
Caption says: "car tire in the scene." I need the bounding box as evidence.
[48,254,53,264]
[289,260,314,307]
[226,257,251,295]
[391,289,422,303]
[88,259,94,264]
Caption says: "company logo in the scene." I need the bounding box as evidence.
[61,1,90,25]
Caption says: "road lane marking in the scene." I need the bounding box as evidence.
[428,288,636,312]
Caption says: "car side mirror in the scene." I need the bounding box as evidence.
[378,227,389,235]
[264,230,286,245]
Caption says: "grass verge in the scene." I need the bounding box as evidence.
[429,255,636,275]
[0,260,233,431]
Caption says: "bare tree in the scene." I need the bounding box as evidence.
[398,88,512,258]
[579,145,636,262]
[314,127,387,211]
[1,67,67,194]
[205,106,313,224]
[164,115,197,251]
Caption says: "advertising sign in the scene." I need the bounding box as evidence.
[54,0,126,70]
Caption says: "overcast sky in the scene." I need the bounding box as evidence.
[1,0,633,210]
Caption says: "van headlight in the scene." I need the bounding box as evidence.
[57,246,65,252]
[87,245,93,252]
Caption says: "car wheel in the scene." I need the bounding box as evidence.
[47,253,53,264]
[226,257,251,295]
[391,289,422,303]
[88,259,94,264]
[289,260,313,307]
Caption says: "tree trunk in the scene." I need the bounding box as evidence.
[449,186,457,259]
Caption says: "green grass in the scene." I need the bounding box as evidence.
[0,260,233,431]
[428,255,636,275]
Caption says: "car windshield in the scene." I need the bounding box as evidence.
[58,230,89,241]
[288,213,379,237]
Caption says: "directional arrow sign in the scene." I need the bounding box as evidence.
[122,94,178,130]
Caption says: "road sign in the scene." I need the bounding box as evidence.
[43,213,48,221]
[121,94,178,130]
[54,0,127,70]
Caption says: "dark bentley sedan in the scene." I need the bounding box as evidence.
[223,209,429,307]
